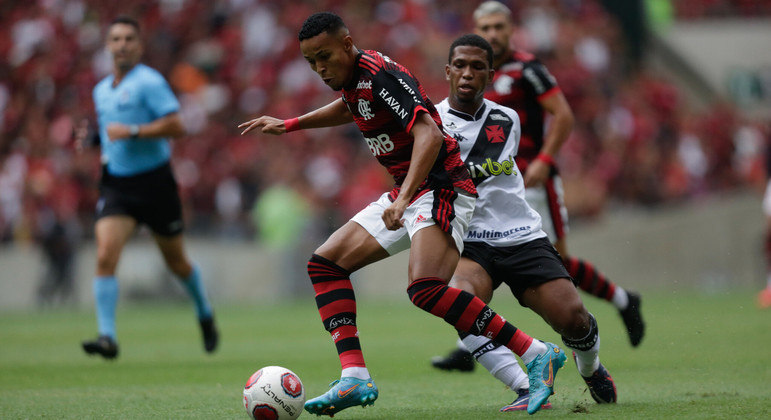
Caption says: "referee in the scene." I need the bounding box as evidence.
[77,16,217,359]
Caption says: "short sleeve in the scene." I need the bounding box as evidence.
[371,69,428,132]
[522,61,559,99]
[142,71,180,119]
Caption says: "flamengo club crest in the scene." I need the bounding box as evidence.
[358,99,374,120]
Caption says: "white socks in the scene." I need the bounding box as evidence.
[611,287,629,310]
[461,335,529,391]
[341,367,370,380]
[572,335,601,377]
[520,339,548,365]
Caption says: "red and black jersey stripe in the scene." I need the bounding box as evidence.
[484,50,560,170]
[342,50,476,200]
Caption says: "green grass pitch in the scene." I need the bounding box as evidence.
[1,290,769,419]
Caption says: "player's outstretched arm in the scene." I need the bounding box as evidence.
[382,112,443,230]
[239,98,353,136]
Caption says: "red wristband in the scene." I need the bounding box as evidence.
[283,118,300,133]
[535,153,556,166]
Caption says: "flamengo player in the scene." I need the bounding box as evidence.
[433,1,645,373]
[437,34,617,411]
[239,12,565,417]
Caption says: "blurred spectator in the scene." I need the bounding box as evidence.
[252,174,314,297]
[0,0,768,249]
[36,205,81,307]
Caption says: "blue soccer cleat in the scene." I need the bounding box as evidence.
[500,388,552,412]
[525,342,567,415]
[304,377,378,417]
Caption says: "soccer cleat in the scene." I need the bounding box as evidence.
[199,315,219,353]
[304,377,378,417]
[525,342,566,415]
[579,362,617,404]
[430,347,475,372]
[619,291,645,347]
[500,388,552,412]
[82,335,119,359]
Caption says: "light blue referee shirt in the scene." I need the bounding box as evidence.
[93,63,180,176]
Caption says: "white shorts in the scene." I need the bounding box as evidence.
[763,180,771,217]
[351,190,476,256]
[525,175,569,242]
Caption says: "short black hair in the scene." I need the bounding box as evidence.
[448,34,493,68]
[110,15,140,33]
[298,12,346,41]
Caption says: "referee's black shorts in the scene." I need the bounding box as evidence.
[96,163,184,237]
[461,237,571,306]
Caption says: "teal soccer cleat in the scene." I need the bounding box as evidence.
[525,342,567,415]
[304,377,378,417]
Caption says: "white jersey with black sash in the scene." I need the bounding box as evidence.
[436,98,547,247]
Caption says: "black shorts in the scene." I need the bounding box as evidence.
[96,163,184,237]
[461,237,571,306]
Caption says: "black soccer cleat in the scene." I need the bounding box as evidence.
[430,348,475,372]
[82,335,119,360]
[579,362,617,404]
[619,291,645,347]
[199,315,219,353]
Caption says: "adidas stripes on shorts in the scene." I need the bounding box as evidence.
[351,189,475,255]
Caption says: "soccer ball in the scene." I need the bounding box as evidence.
[243,366,305,420]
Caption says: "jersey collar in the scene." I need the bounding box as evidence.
[447,102,487,121]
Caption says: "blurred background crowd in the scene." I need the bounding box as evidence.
[1,0,770,261]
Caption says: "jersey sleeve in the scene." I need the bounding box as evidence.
[142,71,181,119]
[522,60,559,100]
[371,69,428,133]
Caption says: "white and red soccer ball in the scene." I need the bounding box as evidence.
[243,366,305,420]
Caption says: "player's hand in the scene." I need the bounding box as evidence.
[238,116,286,136]
[73,118,89,152]
[382,198,408,230]
[106,123,130,141]
[524,159,550,188]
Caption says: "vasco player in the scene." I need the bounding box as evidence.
[239,12,565,417]
[77,16,217,359]
[432,1,645,374]
[436,34,617,411]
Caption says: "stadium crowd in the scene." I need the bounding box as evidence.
[1,0,769,247]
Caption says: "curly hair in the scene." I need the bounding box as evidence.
[448,34,493,68]
[298,12,347,41]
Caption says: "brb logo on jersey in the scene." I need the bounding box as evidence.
[364,133,394,156]
[358,99,375,120]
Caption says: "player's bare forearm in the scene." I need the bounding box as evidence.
[399,114,443,200]
[383,113,442,230]
[239,98,353,135]
[107,113,185,141]
[538,92,574,157]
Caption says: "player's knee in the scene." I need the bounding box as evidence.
[96,247,119,274]
[407,277,447,308]
[558,303,592,339]
[562,313,599,351]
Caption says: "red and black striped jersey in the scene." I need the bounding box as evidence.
[341,50,476,200]
[484,50,560,172]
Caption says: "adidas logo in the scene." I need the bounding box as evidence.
[415,214,427,224]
